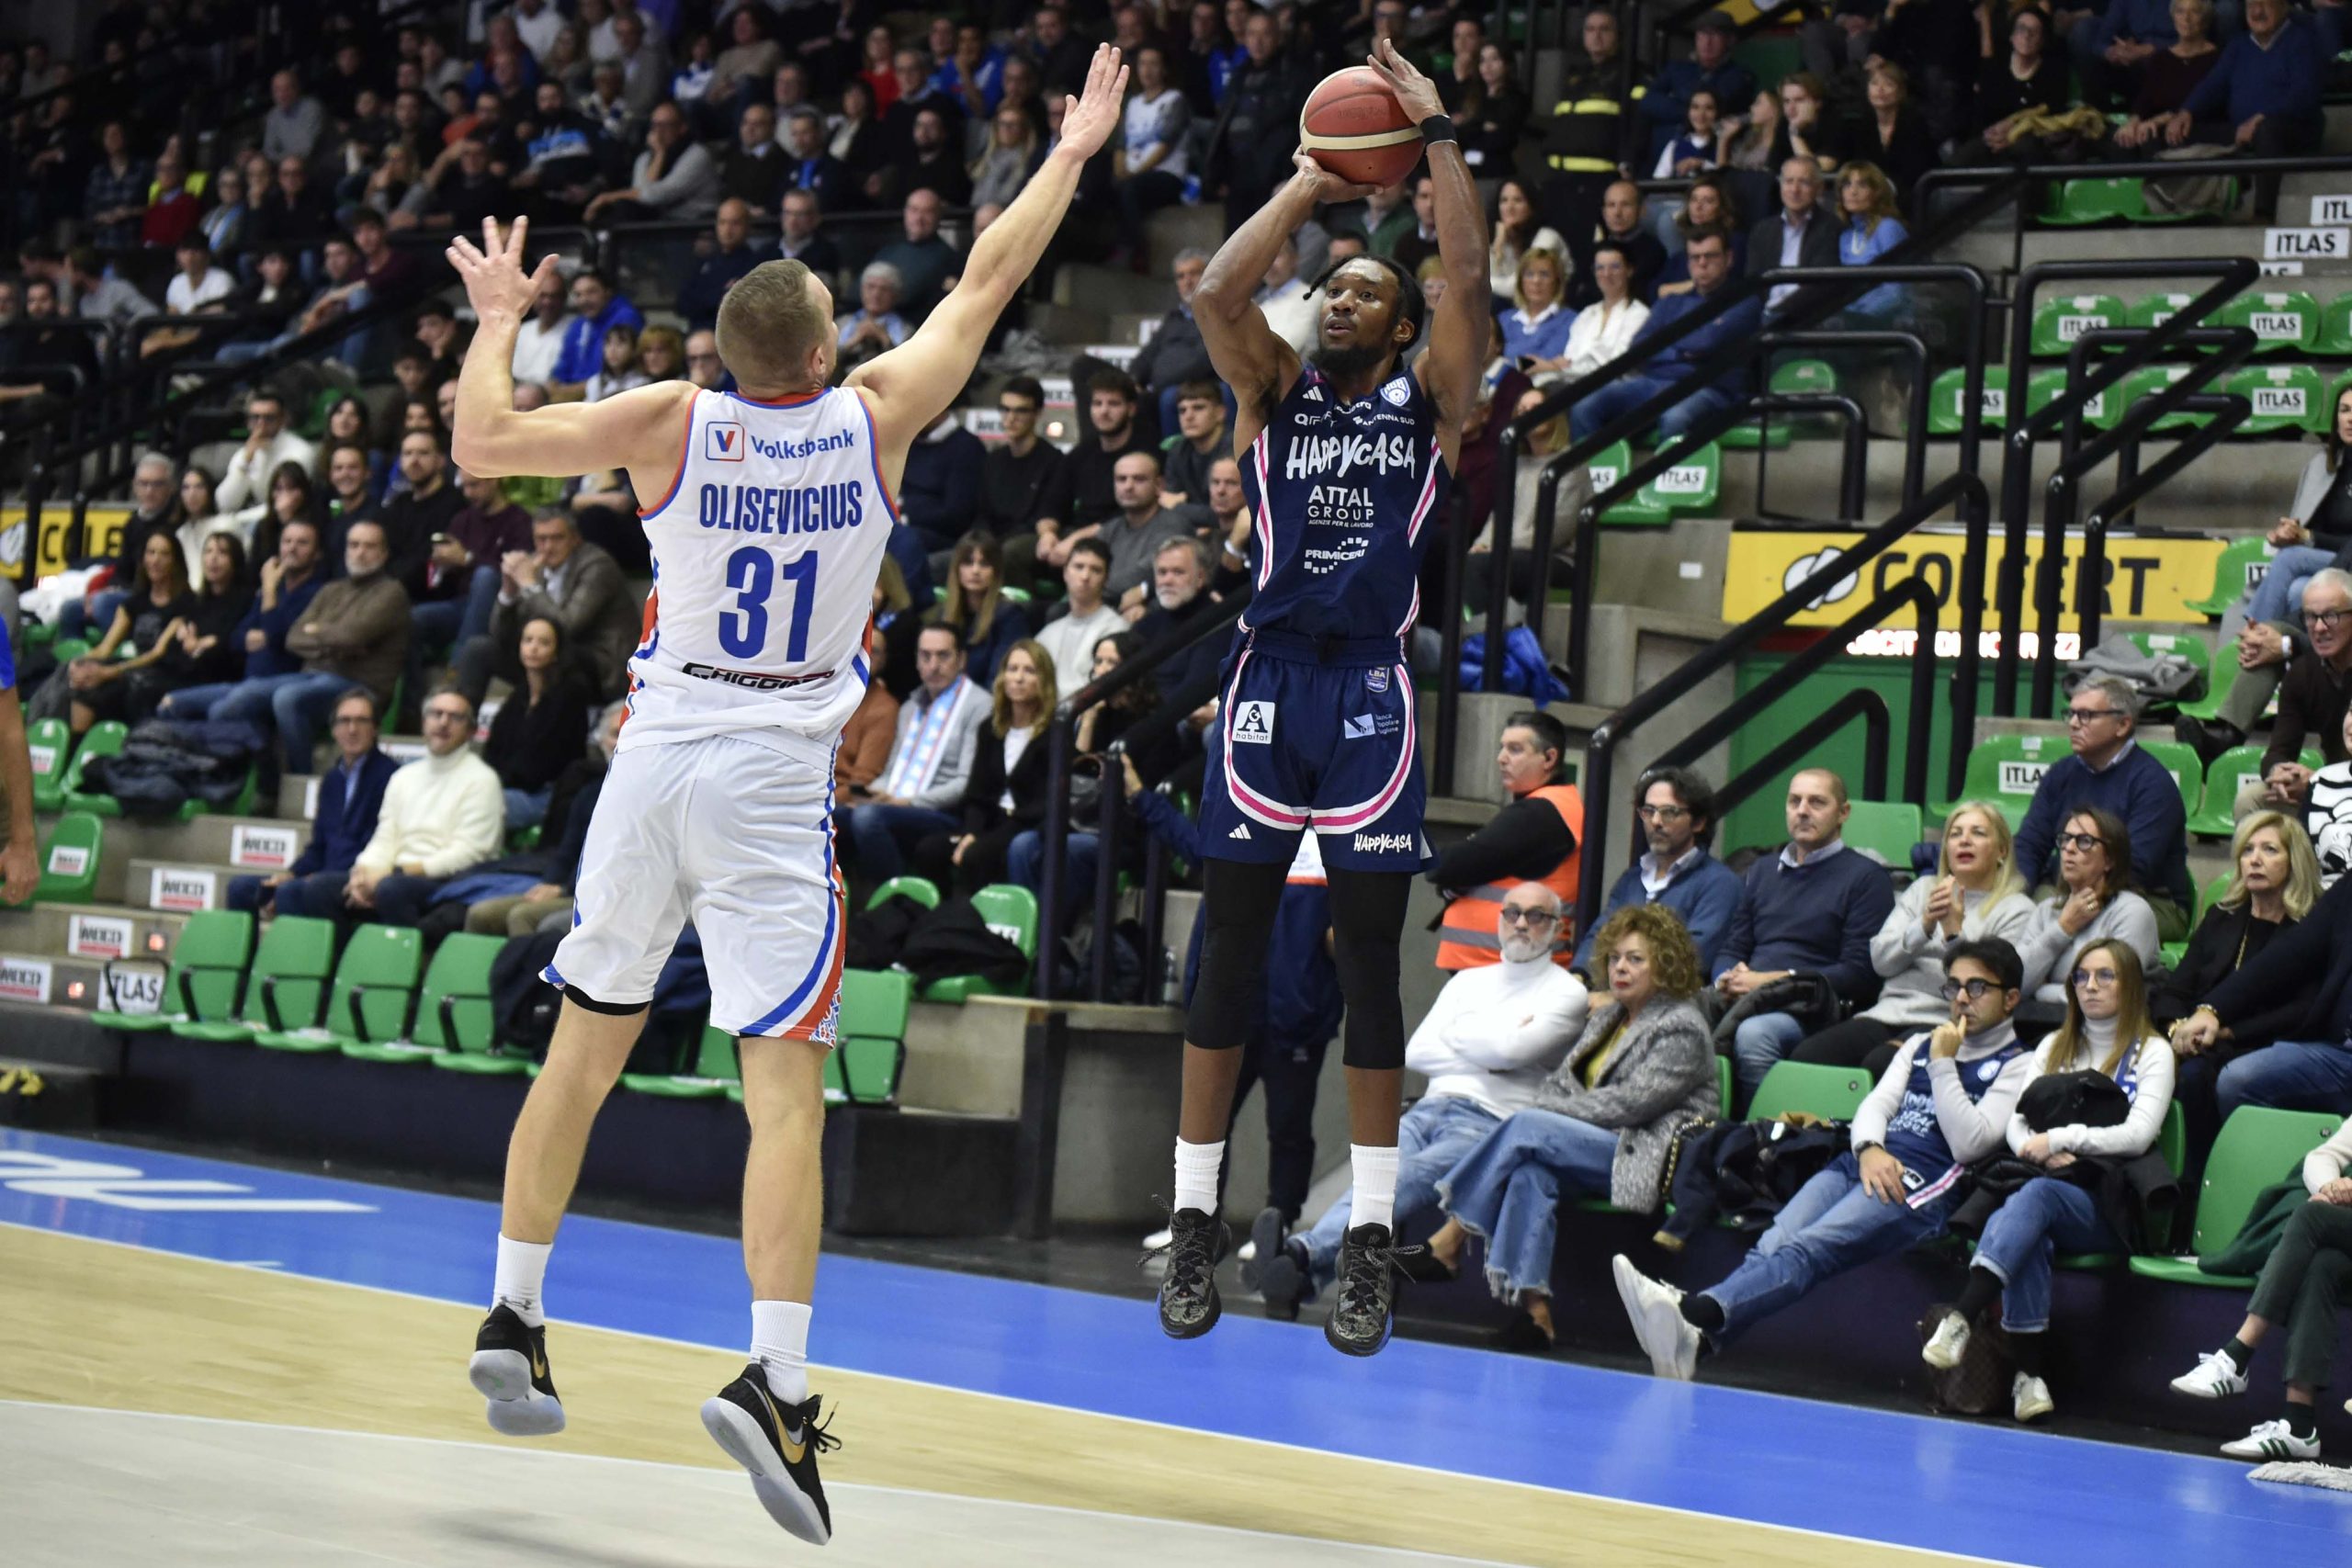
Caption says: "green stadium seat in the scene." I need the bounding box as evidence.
[2137,739,2204,810]
[2185,744,2321,836]
[2118,364,2213,433]
[2041,177,2141,226]
[92,908,252,1032]
[429,944,537,1075]
[2023,367,2115,431]
[623,1023,740,1099]
[1717,1055,1734,1117]
[1723,360,1842,450]
[32,811,102,903]
[2222,364,2326,435]
[254,924,421,1053]
[2120,631,2211,714]
[58,721,128,817]
[346,931,506,1064]
[2174,648,2245,725]
[1927,367,2007,435]
[2319,291,2352,355]
[1844,800,1924,870]
[2123,292,2194,333]
[923,884,1040,1003]
[2030,293,2124,357]
[2129,1107,2346,1286]
[2194,870,2234,925]
[49,637,90,665]
[1934,733,2068,827]
[2215,288,2320,355]
[866,875,940,911]
[2185,536,2272,618]
[1581,440,1633,510]
[839,967,913,1104]
[1748,1061,1874,1122]
[171,915,336,1043]
[26,716,69,812]
[1602,441,1721,526]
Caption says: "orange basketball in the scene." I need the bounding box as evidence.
[1299,66,1422,190]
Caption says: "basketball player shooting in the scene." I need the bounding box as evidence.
[440,46,1129,1545]
[1157,39,1488,1356]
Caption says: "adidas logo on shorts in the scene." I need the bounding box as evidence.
[1227,824,1251,840]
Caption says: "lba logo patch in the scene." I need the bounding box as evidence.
[1230,701,1275,744]
[706,422,747,462]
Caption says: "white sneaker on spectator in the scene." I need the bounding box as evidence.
[2012,1372,2054,1424]
[1142,1224,1172,1252]
[2171,1349,2249,1399]
[1237,1238,1258,1262]
[1921,1312,1971,1370]
[1611,1254,1700,1382]
[2221,1420,2321,1461]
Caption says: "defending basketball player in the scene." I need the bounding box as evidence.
[441,46,1129,1544]
[1157,39,1487,1355]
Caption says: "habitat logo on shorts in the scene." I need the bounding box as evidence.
[706,422,746,461]
[1231,701,1275,744]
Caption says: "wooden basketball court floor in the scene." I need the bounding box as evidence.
[1,1129,2343,1567]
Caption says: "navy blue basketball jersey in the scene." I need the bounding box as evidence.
[1238,364,1451,642]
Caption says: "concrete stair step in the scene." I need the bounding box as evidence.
[1049,261,1173,315]
[124,858,244,913]
[0,902,187,964]
[0,951,111,1010]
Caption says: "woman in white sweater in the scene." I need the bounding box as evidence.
[2015,805,2162,1002]
[1793,801,2037,1071]
[1554,241,1649,385]
[2169,1111,2352,1461]
[1923,939,2175,1423]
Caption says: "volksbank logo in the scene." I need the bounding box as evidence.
[749,429,855,461]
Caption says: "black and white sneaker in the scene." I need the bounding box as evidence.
[1150,1206,1228,1338]
[1325,1223,1410,1358]
[469,1303,565,1436]
[1238,1205,1311,1321]
[699,1362,841,1545]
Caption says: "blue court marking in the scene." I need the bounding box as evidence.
[4,1128,2346,1568]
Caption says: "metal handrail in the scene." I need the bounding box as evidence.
[1573,469,1984,935]
[2080,391,2252,654]
[1713,688,1894,821]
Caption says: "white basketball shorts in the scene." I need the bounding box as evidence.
[546,734,842,1043]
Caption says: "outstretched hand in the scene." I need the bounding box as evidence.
[1365,37,1444,123]
[446,216,560,326]
[1051,44,1131,164]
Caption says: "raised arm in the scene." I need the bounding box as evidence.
[1369,39,1489,465]
[848,46,1131,459]
[447,216,698,488]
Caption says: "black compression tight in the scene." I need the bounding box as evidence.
[1184,856,1414,1069]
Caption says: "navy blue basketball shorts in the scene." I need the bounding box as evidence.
[1197,630,1430,874]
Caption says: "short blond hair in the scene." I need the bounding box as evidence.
[716,258,830,390]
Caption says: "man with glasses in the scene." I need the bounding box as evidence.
[2013,673,2191,937]
[1246,882,1587,1320]
[2183,570,2352,820]
[981,375,1064,581]
[217,519,410,777]
[1618,937,2034,1381]
[1572,764,1744,973]
[1431,711,1587,972]
[681,329,727,390]
[276,686,503,928]
[226,688,396,917]
[216,389,318,513]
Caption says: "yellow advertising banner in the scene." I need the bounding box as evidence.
[1719,526,2226,630]
[0,503,133,581]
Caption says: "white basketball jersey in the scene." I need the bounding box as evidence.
[619,385,895,761]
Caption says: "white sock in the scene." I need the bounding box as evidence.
[1172,1138,1225,1215]
[493,1235,553,1327]
[752,1300,813,1406]
[1350,1144,1400,1233]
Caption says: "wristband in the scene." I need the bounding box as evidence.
[1419,114,1457,146]
[1856,1139,1884,1156]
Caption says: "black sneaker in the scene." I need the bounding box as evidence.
[1149,1206,1228,1338]
[699,1362,841,1545]
[1238,1204,1311,1321]
[469,1303,565,1436]
[1325,1222,1410,1358]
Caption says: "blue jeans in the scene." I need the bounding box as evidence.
[1700,1152,1951,1344]
[213,671,360,773]
[504,786,551,830]
[1734,1010,1807,1095]
[2245,544,2335,627]
[1007,828,1100,918]
[59,588,129,643]
[273,869,350,919]
[838,803,957,882]
[1973,1176,2118,1334]
[1570,375,1740,446]
[2218,1039,2352,1122]
[1297,1094,1501,1295]
[1436,1107,1622,1303]
[158,679,240,719]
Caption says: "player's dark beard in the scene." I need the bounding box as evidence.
[1309,336,1391,381]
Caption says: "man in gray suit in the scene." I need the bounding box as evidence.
[458,509,643,701]
[1746,156,1840,313]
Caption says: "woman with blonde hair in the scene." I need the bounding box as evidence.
[928,531,1033,685]
[1834,162,1908,321]
[911,638,1059,891]
[1423,902,1716,1349]
[970,103,1040,220]
[636,324,685,382]
[1924,938,2174,1423]
[2157,810,2323,1155]
[1793,801,2037,1075]
[1498,244,1573,369]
